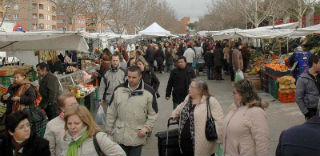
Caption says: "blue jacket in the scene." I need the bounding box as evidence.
[276,116,320,156]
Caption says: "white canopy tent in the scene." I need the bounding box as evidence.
[138,22,172,37]
[0,31,89,52]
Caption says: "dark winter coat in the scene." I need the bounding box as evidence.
[0,134,50,156]
[155,49,165,65]
[1,84,36,115]
[214,47,224,67]
[166,67,196,104]
[145,48,156,66]
[204,52,214,67]
[142,70,160,93]
[165,50,174,66]
[39,72,59,109]
[276,116,320,156]
[296,73,320,115]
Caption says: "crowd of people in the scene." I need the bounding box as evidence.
[0,36,319,156]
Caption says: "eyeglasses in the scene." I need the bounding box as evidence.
[16,123,30,131]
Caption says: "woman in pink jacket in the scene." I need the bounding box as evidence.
[172,78,224,156]
[223,79,270,156]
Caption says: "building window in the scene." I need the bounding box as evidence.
[56,19,65,24]
[39,4,43,10]
[32,3,37,9]
[5,14,10,20]
[57,12,64,16]
[13,14,19,20]
[32,13,37,19]
[76,20,85,24]
[39,14,44,19]
[39,23,44,29]
[13,4,19,10]
[32,24,37,30]
[52,16,56,21]
[47,5,50,11]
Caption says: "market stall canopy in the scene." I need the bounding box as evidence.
[253,22,298,30]
[237,29,295,39]
[138,22,171,37]
[289,24,320,38]
[212,28,243,40]
[0,31,89,52]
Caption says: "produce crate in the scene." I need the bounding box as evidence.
[0,76,13,87]
[278,91,296,103]
[268,78,279,99]
[27,70,38,81]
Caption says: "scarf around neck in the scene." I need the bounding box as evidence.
[66,130,88,156]
[11,137,28,156]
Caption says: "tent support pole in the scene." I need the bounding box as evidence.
[287,37,289,54]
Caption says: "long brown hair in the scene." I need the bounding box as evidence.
[234,79,268,109]
[64,106,101,138]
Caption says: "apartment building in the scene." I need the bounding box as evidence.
[6,0,57,31]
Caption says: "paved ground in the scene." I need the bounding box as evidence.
[141,72,305,156]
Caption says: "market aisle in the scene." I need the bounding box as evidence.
[141,72,305,156]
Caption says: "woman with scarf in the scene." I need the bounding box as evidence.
[56,105,126,156]
[1,69,46,137]
[0,111,50,156]
[44,92,79,156]
[136,56,160,98]
[171,78,224,156]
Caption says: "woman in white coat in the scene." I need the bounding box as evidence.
[56,105,126,156]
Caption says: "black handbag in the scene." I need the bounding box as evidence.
[205,97,218,141]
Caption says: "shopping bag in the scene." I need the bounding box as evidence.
[95,105,106,125]
[235,71,244,82]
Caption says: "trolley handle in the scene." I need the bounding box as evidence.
[167,117,179,128]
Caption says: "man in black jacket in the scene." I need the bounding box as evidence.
[166,56,196,109]
[36,62,60,121]
[276,109,320,156]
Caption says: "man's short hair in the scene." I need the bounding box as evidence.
[308,54,319,68]
[128,65,142,75]
[36,62,48,71]
[177,56,187,63]
[111,54,120,60]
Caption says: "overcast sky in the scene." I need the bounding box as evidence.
[164,0,212,22]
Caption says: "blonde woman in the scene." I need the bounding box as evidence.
[56,106,126,156]
[223,79,270,156]
[171,78,224,156]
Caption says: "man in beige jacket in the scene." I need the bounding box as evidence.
[106,66,158,156]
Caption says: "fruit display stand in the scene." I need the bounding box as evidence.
[58,65,99,111]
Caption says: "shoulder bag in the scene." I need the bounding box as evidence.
[205,97,218,141]
[93,132,106,156]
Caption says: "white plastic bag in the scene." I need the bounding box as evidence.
[235,71,244,82]
[95,105,106,125]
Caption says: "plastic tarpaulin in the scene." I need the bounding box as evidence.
[0,31,89,52]
[139,22,171,37]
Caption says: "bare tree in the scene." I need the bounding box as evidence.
[284,0,318,27]
[0,0,12,28]
[56,0,87,31]
[85,0,109,32]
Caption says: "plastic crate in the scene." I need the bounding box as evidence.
[268,78,279,99]
[278,91,296,103]
[0,76,13,87]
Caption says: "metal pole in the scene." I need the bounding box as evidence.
[287,37,289,54]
